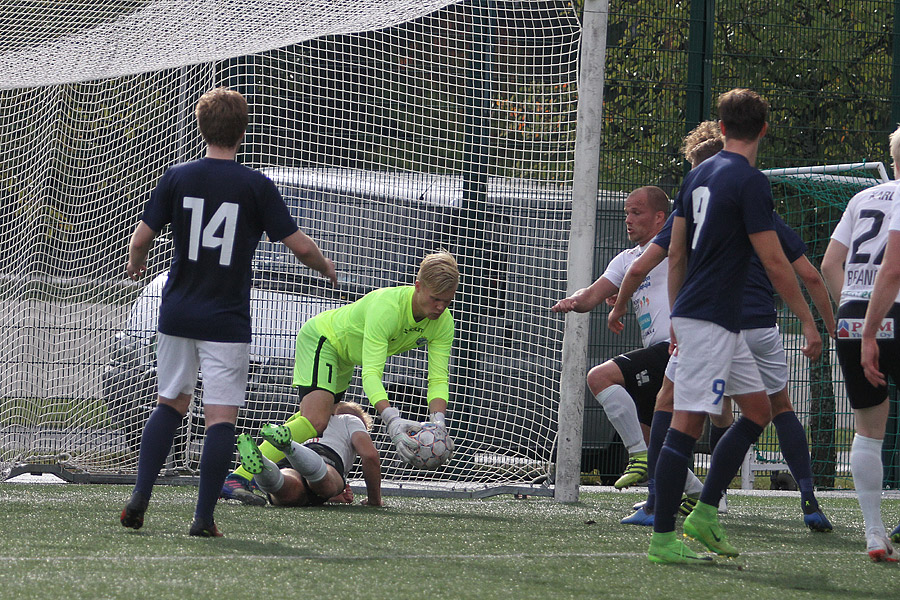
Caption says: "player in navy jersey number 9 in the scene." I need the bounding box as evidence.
[119,87,337,537]
[648,89,822,565]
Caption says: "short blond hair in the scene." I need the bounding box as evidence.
[334,401,373,431]
[417,251,459,294]
[681,120,724,165]
[890,124,900,171]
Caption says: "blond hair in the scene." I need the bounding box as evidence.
[681,120,724,165]
[334,401,373,431]
[890,124,900,171]
[417,251,459,294]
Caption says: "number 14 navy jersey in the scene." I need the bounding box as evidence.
[141,158,299,343]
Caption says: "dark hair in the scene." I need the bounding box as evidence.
[195,87,248,148]
[716,88,768,141]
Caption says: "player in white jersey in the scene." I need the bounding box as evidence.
[236,402,383,507]
[553,186,674,489]
[822,127,900,561]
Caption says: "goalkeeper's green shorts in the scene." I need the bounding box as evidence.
[292,319,354,395]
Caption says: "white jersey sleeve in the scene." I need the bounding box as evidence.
[601,244,671,347]
[892,195,900,232]
[312,413,368,476]
[831,180,900,305]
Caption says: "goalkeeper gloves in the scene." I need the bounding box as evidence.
[380,407,419,465]
[429,411,446,428]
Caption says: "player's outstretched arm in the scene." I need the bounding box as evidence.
[751,230,822,360]
[352,431,383,507]
[791,254,836,339]
[608,242,666,334]
[281,229,338,285]
[861,230,900,386]
[551,276,618,313]
[126,221,158,280]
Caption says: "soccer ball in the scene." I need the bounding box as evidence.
[406,423,454,470]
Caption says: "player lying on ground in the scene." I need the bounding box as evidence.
[822,125,900,562]
[237,401,382,507]
[222,252,457,505]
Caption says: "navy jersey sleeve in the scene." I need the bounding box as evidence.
[650,213,673,251]
[774,213,807,263]
[258,177,299,242]
[740,171,776,235]
[141,168,176,232]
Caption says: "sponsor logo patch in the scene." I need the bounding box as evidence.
[836,318,895,339]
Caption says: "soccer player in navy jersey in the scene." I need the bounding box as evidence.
[119,87,337,537]
[648,89,822,564]
[613,214,836,531]
[822,125,900,562]
[612,121,835,531]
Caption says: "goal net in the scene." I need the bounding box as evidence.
[0,1,581,495]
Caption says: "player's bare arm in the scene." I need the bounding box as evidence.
[551,276,618,313]
[819,239,848,306]
[750,229,822,360]
[791,254,837,338]
[281,229,338,285]
[352,431,383,507]
[428,397,448,417]
[608,242,667,334]
[860,230,900,386]
[126,221,158,280]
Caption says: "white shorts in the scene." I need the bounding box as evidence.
[665,352,678,381]
[671,317,765,414]
[744,326,789,395]
[156,333,249,406]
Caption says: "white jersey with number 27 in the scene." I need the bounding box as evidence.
[831,179,900,306]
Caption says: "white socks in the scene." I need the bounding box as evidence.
[253,455,285,493]
[596,385,647,454]
[850,433,885,536]
[684,469,704,496]
[283,441,329,483]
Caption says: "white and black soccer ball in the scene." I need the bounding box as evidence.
[406,423,454,470]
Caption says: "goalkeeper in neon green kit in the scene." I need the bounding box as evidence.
[222,251,458,505]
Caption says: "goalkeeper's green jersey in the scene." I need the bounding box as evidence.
[301,285,454,406]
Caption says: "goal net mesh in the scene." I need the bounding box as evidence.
[0,0,581,491]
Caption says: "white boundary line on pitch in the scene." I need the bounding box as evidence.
[0,550,863,562]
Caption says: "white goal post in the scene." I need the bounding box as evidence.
[0,1,583,497]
